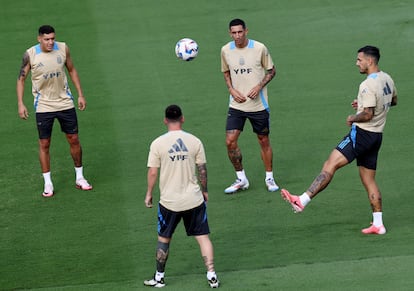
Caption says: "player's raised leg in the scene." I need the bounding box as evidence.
[281,149,348,212]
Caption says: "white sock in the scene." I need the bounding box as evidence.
[75,166,84,181]
[207,271,217,280]
[372,212,383,227]
[265,171,274,180]
[155,271,164,281]
[300,193,311,207]
[43,172,52,185]
[236,170,247,181]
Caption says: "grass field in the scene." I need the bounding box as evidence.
[1,0,414,290]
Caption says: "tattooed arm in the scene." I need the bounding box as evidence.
[346,107,374,127]
[17,52,30,119]
[247,65,276,99]
[197,163,208,201]
[260,66,276,88]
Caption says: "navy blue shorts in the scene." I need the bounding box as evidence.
[336,125,382,170]
[226,107,270,135]
[157,202,210,238]
[36,108,79,139]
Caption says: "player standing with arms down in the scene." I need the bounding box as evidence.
[144,105,219,288]
[221,18,279,194]
[281,46,397,235]
[17,25,92,197]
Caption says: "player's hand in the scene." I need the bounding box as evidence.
[346,115,354,127]
[247,85,261,99]
[78,96,87,111]
[18,104,29,120]
[351,99,358,110]
[145,192,153,208]
[230,88,247,103]
[202,192,209,202]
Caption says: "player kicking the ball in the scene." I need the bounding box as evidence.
[281,46,397,235]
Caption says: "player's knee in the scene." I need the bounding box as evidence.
[257,136,270,148]
[225,138,237,148]
[39,139,51,151]
[66,134,80,145]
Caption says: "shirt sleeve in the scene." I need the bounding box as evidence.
[195,140,207,165]
[147,141,161,168]
[359,80,377,108]
[261,45,274,71]
[221,46,229,73]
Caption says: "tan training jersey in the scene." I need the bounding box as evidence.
[354,71,397,133]
[221,39,274,112]
[147,130,206,212]
[27,41,75,113]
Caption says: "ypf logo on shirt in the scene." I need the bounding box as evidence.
[168,138,189,161]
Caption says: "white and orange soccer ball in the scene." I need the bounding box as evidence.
[175,38,199,61]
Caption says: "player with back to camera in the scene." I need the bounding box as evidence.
[221,18,279,194]
[281,46,397,235]
[17,25,92,197]
[144,105,219,288]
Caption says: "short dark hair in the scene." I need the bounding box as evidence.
[229,18,246,29]
[38,25,55,35]
[358,45,380,63]
[165,105,182,121]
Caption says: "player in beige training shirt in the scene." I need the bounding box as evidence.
[281,46,397,235]
[221,18,279,194]
[17,25,92,197]
[144,105,219,288]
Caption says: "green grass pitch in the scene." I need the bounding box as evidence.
[1,0,414,290]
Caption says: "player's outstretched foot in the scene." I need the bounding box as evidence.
[144,276,165,288]
[76,178,93,191]
[208,276,220,288]
[361,223,386,235]
[42,184,54,197]
[224,178,249,194]
[265,178,279,192]
[281,189,304,213]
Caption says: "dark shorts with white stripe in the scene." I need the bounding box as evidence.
[336,124,382,170]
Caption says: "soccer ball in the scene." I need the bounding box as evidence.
[175,38,199,61]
